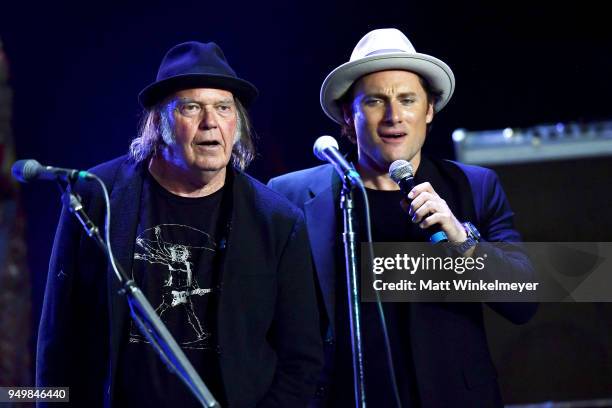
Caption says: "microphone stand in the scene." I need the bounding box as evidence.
[58,180,220,408]
[338,173,367,408]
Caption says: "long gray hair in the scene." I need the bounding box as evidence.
[129,97,256,170]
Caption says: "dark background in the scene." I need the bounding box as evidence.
[2,0,611,404]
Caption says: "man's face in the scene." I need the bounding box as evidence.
[162,88,238,175]
[346,70,434,174]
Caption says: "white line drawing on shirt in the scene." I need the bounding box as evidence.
[130,224,217,349]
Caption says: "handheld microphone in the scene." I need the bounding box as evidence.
[389,160,448,243]
[11,159,94,183]
[313,135,362,186]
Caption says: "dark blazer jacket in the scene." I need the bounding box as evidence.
[268,159,537,407]
[36,156,323,408]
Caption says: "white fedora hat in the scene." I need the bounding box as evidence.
[320,28,455,124]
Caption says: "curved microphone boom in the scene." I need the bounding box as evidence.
[313,135,362,186]
[11,159,94,183]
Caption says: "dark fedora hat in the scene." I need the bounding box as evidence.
[138,41,258,108]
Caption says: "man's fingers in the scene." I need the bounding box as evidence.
[408,181,436,200]
[419,212,447,229]
[412,200,444,224]
[409,192,435,217]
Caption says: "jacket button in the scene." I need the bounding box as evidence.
[324,337,334,346]
[315,385,326,397]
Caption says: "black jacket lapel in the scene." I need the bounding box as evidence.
[106,159,145,402]
[303,168,341,333]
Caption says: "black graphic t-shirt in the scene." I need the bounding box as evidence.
[116,172,228,407]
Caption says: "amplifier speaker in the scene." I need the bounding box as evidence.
[481,156,612,404]
[489,156,612,242]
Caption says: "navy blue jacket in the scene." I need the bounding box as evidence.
[268,159,537,407]
[36,156,323,408]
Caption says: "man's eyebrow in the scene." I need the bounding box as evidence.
[397,91,418,97]
[215,98,235,105]
[361,92,388,99]
[176,97,197,103]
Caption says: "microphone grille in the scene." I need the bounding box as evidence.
[11,159,42,182]
[388,160,413,183]
[313,135,339,161]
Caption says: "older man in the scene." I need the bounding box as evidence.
[269,29,536,407]
[36,41,323,407]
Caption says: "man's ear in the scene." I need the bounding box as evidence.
[426,101,434,124]
[341,103,357,144]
